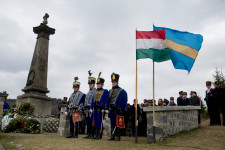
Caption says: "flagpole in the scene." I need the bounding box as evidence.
[135,28,138,144]
[152,61,156,143]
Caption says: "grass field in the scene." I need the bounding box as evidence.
[0,119,225,150]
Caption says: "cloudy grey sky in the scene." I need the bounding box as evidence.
[0,0,225,105]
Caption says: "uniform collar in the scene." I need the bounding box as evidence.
[97,88,103,91]
[112,85,120,89]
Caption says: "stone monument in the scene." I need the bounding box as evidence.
[17,13,55,117]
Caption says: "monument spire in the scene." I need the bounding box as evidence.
[17,13,55,117]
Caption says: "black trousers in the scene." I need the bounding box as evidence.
[208,101,221,125]
[69,115,79,135]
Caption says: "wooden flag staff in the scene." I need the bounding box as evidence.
[152,61,156,142]
[135,28,138,143]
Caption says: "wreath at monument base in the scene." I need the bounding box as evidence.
[2,103,39,134]
[3,118,40,134]
[16,103,35,115]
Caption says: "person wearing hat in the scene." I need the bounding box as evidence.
[204,81,215,125]
[90,72,109,140]
[213,81,225,126]
[83,71,97,139]
[65,77,86,138]
[106,73,128,141]
[189,91,201,124]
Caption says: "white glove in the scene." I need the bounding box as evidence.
[105,110,109,114]
[65,112,68,116]
[102,109,105,113]
[90,109,92,113]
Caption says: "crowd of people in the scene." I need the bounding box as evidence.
[140,91,201,107]
[63,75,225,141]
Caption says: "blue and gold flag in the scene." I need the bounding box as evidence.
[153,25,203,72]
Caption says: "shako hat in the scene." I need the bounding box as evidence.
[73,76,80,88]
[97,72,105,84]
[111,72,120,82]
[88,70,96,84]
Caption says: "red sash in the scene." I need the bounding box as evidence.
[72,112,82,123]
[116,116,125,128]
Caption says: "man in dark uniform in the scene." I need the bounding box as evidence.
[83,71,96,139]
[214,81,225,126]
[90,72,108,140]
[204,81,216,125]
[189,91,201,124]
[65,77,86,138]
[106,73,128,141]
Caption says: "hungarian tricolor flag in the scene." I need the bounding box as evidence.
[136,29,171,62]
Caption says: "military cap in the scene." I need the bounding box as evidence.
[215,81,220,85]
[73,77,80,88]
[88,70,96,84]
[97,72,105,84]
[206,81,211,86]
[88,77,96,84]
[111,72,120,82]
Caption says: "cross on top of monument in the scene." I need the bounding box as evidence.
[43,13,49,25]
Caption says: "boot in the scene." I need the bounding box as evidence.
[66,133,74,138]
[99,127,103,139]
[83,125,91,139]
[66,128,74,138]
[95,127,102,140]
[90,127,95,139]
[83,133,91,139]
[93,128,98,139]
[115,128,121,141]
[73,128,78,138]
[108,128,115,140]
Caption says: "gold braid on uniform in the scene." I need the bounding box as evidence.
[109,88,115,110]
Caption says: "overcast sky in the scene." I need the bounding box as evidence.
[0,0,225,105]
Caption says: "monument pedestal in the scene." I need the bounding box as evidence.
[17,94,52,117]
[57,104,70,137]
[17,14,55,117]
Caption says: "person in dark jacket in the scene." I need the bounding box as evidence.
[189,91,201,124]
[204,81,217,126]
[214,81,225,126]
[182,92,189,106]
[129,99,140,137]
[177,91,185,106]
